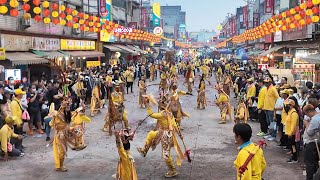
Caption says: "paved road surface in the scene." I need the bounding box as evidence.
[0,74,304,180]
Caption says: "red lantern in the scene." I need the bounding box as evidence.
[73,17,78,22]
[277,14,282,19]
[97,17,100,22]
[93,22,97,27]
[295,6,301,12]
[10,9,18,17]
[43,9,50,17]
[80,25,84,31]
[34,15,41,22]
[78,12,84,18]
[307,0,313,8]
[286,10,291,16]
[22,4,30,11]
[312,7,319,14]
[52,18,59,25]
[0,0,6,4]
[66,21,72,27]
[102,24,106,29]
[89,27,94,32]
[65,7,72,14]
[295,22,300,27]
[300,11,306,17]
[306,17,312,24]
[84,21,89,26]
[59,12,66,19]
[89,15,93,21]
[290,16,295,22]
[33,0,40,6]
[51,3,59,10]
[282,19,286,24]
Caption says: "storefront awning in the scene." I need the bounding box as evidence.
[259,46,284,56]
[104,45,126,52]
[113,45,139,55]
[32,50,66,59]
[301,53,320,64]
[128,45,146,54]
[59,51,105,58]
[6,52,48,65]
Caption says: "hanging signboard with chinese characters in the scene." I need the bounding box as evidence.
[265,0,274,14]
[61,39,95,50]
[32,37,60,51]
[1,34,32,51]
[86,61,101,67]
[152,2,161,27]
[113,27,133,33]
[99,0,106,16]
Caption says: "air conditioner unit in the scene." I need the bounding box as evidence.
[72,28,80,35]
[20,18,31,30]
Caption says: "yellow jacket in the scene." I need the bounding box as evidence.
[225,64,231,71]
[0,124,19,153]
[112,92,123,104]
[200,65,209,75]
[247,84,256,98]
[10,97,23,125]
[285,109,299,136]
[106,75,113,84]
[216,93,229,104]
[217,67,222,75]
[75,81,84,97]
[147,107,174,128]
[116,139,138,180]
[263,85,279,111]
[125,71,134,82]
[281,98,290,124]
[257,86,267,109]
[234,143,266,180]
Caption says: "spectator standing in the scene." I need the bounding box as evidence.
[257,78,268,137]
[27,84,44,135]
[263,78,279,131]
[10,89,25,136]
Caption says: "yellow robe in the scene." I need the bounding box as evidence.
[116,140,138,180]
[234,143,266,180]
[69,110,91,150]
[90,85,101,115]
[216,93,232,122]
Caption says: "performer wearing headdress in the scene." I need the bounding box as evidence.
[138,76,147,108]
[200,64,211,85]
[215,84,232,124]
[217,65,223,83]
[114,129,138,180]
[137,97,185,178]
[167,84,190,127]
[235,94,249,124]
[197,75,207,110]
[90,77,101,117]
[223,73,233,96]
[159,71,168,93]
[149,63,155,82]
[49,99,72,172]
[185,64,194,94]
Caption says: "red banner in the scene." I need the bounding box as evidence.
[99,0,106,16]
[243,6,248,29]
[265,0,274,13]
[142,8,147,28]
[253,13,260,28]
[232,17,237,35]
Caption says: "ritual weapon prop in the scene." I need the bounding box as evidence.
[239,140,267,175]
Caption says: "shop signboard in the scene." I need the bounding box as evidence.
[265,0,274,13]
[5,69,21,83]
[274,30,282,42]
[99,0,106,16]
[258,64,269,70]
[32,37,60,51]
[61,39,95,50]
[86,61,101,67]
[152,2,161,27]
[0,48,5,60]
[1,34,32,51]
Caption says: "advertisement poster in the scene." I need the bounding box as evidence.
[5,69,21,82]
[61,39,95,50]
[152,2,161,27]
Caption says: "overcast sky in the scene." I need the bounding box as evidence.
[150,0,246,32]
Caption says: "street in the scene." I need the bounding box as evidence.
[0,75,304,180]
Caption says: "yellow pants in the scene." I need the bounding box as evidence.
[144,130,175,171]
[53,135,66,169]
[219,105,228,122]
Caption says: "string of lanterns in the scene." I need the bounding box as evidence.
[216,0,320,48]
[0,0,162,43]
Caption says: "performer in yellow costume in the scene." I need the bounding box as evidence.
[90,79,101,117]
[112,83,129,129]
[159,71,168,93]
[200,64,211,85]
[49,100,72,172]
[185,64,194,94]
[138,76,147,108]
[167,84,190,127]
[149,63,155,82]
[235,95,249,124]
[215,84,232,124]
[114,129,138,180]
[137,98,185,178]
[217,66,223,83]
[197,75,207,109]
[246,78,256,107]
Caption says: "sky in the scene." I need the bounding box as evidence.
[150,0,246,32]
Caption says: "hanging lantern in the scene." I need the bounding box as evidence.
[33,7,41,14]
[290,8,296,15]
[79,19,84,24]
[286,10,291,17]
[78,12,84,18]
[79,25,84,31]
[89,15,94,21]
[0,0,6,4]
[72,10,78,16]
[101,19,106,23]
[295,6,301,12]
[33,0,40,6]
[23,13,31,20]
[300,3,307,10]
[0,5,8,14]
[22,4,30,11]
[9,0,18,8]
[43,9,50,17]
[306,17,313,24]
[51,3,58,10]
[300,10,306,17]
[84,26,89,31]
[65,7,72,14]
[52,18,59,25]
[43,17,51,24]
[94,28,98,32]
[59,12,66,19]
[97,17,100,23]
[294,14,301,20]
[299,19,306,25]
[60,19,66,25]
[84,21,89,26]
[23,0,29,2]
[313,0,320,5]
[93,16,97,22]
[42,0,49,8]
[312,15,320,22]
[96,23,101,28]
[88,22,94,26]
[10,9,18,17]
[66,15,72,21]
[306,9,313,16]
[84,14,89,19]
[307,0,314,8]
[289,23,295,29]
[59,5,65,12]
[73,17,78,23]
[89,27,94,32]
[66,21,72,27]
[312,6,319,14]
[34,15,41,22]
[52,11,58,18]
[73,23,79,29]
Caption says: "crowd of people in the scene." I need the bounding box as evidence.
[0,54,320,179]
